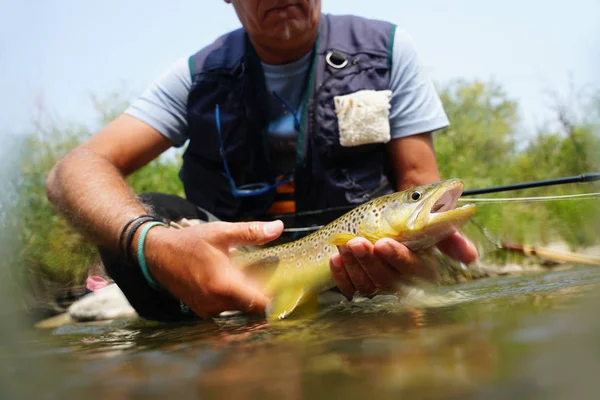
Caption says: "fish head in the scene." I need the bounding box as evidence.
[382,179,477,250]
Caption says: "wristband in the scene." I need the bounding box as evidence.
[136,221,167,290]
[124,217,160,260]
[119,214,156,254]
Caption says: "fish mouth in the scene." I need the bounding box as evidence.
[413,179,476,229]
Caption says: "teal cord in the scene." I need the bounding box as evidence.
[136,221,167,290]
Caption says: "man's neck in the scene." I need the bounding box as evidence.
[250,30,318,65]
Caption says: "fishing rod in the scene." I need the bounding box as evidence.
[461,172,600,196]
[270,172,600,231]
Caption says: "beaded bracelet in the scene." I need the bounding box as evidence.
[136,221,167,290]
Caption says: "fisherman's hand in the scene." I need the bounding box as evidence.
[142,220,284,318]
[329,233,478,300]
[436,231,478,264]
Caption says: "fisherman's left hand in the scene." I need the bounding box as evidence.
[329,232,478,299]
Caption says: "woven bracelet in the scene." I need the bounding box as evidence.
[124,216,160,260]
[136,221,167,290]
[118,214,156,254]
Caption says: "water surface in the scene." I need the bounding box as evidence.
[4,265,600,400]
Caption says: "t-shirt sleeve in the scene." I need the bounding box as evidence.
[388,28,450,139]
[124,56,192,147]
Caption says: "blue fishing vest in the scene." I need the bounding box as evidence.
[181,14,397,223]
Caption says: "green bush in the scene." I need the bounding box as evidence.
[434,81,600,250]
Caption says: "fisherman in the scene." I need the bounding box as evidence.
[46,0,478,321]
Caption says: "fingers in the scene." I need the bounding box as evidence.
[331,237,399,299]
[373,238,439,283]
[222,276,270,315]
[330,237,438,299]
[436,231,478,264]
[330,253,356,300]
[197,267,270,317]
[345,238,400,290]
[337,243,377,298]
[206,220,284,248]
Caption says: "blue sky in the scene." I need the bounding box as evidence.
[1,0,599,144]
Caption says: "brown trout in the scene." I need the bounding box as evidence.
[232,179,477,321]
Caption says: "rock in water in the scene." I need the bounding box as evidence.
[68,284,137,322]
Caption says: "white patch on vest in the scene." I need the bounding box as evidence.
[334,89,392,147]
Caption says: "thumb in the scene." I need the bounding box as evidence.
[437,231,479,264]
[207,220,284,247]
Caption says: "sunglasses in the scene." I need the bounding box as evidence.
[215,104,292,198]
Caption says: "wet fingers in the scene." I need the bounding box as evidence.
[330,253,356,300]
[336,245,377,297]
[374,239,440,283]
[346,238,400,293]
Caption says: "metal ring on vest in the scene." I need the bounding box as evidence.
[326,50,349,69]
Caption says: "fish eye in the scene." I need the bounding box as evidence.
[410,191,422,201]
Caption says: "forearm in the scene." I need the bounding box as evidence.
[387,132,441,190]
[46,146,150,251]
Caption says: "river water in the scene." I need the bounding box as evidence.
[4,264,600,400]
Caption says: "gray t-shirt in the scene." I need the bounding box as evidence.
[125,28,449,175]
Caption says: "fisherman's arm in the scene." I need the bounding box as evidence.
[46,58,276,319]
[329,28,477,299]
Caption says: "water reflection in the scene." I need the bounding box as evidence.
[6,265,600,399]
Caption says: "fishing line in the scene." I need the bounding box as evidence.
[284,226,323,233]
[458,192,600,204]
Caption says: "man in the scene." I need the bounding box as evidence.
[46,0,477,322]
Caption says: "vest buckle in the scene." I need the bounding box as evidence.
[326,50,349,69]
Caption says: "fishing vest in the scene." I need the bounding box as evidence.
[181,14,398,224]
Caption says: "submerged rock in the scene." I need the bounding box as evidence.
[67,284,137,322]
[34,312,75,329]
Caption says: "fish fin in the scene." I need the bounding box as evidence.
[355,225,387,245]
[326,233,358,246]
[359,230,384,245]
[233,255,280,289]
[266,286,313,321]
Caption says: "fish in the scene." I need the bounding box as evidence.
[231,178,477,321]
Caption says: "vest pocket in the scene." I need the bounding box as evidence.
[339,157,393,203]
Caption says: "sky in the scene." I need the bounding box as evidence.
[1,0,599,144]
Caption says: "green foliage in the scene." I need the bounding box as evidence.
[7,123,99,315]
[435,80,518,188]
[10,95,183,313]
[126,154,185,197]
[435,81,600,250]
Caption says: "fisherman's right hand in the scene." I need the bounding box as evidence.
[140,220,284,318]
